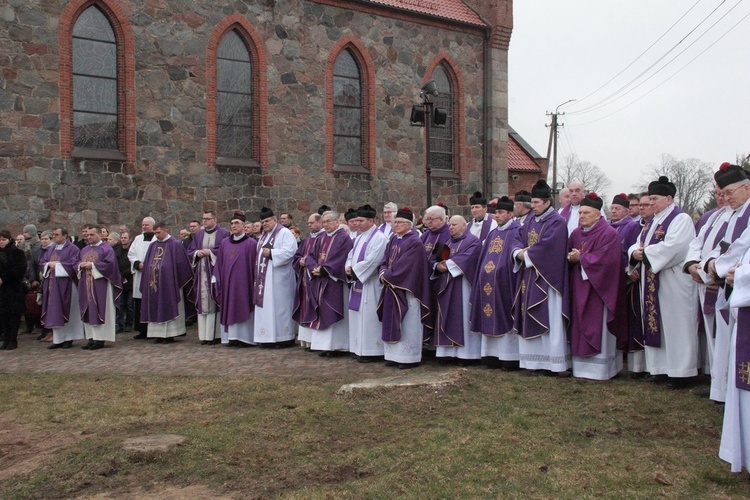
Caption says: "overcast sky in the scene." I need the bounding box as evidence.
[508,0,750,194]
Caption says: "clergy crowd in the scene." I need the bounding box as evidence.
[1,162,750,474]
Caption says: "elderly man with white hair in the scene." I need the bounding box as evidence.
[559,180,585,235]
[377,207,431,369]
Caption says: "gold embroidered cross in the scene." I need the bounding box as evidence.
[484,261,496,274]
[739,362,750,385]
[483,303,493,317]
[483,282,493,296]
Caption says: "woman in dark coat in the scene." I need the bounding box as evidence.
[0,229,28,350]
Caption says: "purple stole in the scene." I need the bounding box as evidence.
[701,210,729,314]
[349,228,378,311]
[642,206,683,347]
[560,203,572,221]
[78,243,122,325]
[188,226,229,314]
[735,309,750,391]
[474,217,493,243]
[255,224,282,308]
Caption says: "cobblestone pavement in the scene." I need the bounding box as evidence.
[0,327,450,382]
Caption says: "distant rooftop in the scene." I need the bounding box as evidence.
[364,0,486,27]
[508,126,545,172]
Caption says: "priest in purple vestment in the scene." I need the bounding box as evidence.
[213,212,257,346]
[433,215,481,362]
[77,225,122,350]
[470,196,524,368]
[420,204,451,346]
[302,210,353,356]
[512,180,571,374]
[293,206,327,350]
[41,227,83,349]
[188,211,230,345]
[139,222,194,344]
[568,194,626,380]
[377,207,431,369]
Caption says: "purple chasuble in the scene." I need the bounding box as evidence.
[78,243,123,325]
[512,207,570,339]
[301,228,353,330]
[187,226,229,314]
[434,229,481,346]
[642,206,683,348]
[292,232,320,324]
[611,217,641,256]
[255,224,282,307]
[376,230,431,343]
[139,237,194,323]
[469,221,523,337]
[213,235,256,331]
[569,218,626,356]
[40,242,80,328]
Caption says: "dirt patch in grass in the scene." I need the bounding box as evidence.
[80,484,233,499]
[0,414,85,481]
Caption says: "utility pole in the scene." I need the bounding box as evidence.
[545,99,575,207]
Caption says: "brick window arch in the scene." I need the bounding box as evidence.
[425,55,465,177]
[325,37,376,174]
[206,15,267,169]
[59,0,135,162]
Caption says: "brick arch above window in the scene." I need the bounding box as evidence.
[206,15,268,170]
[59,0,136,162]
[424,53,466,178]
[325,35,376,174]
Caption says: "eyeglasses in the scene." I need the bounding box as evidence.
[723,185,747,197]
[392,220,410,225]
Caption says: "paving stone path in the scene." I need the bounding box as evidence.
[0,327,450,382]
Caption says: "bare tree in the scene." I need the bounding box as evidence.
[551,154,612,198]
[737,152,750,169]
[638,154,713,217]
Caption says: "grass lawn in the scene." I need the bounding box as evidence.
[0,370,748,498]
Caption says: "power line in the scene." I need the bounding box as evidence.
[568,7,750,127]
[568,0,734,115]
[563,0,704,112]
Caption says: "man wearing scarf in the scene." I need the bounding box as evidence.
[628,176,698,389]
[347,204,388,362]
[568,193,626,379]
[254,207,298,347]
[471,196,524,369]
[433,215,481,363]
[187,211,229,345]
[213,212,257,346]
[77,225,122,350]
[512,180,570,374]
[377,207,431,369]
